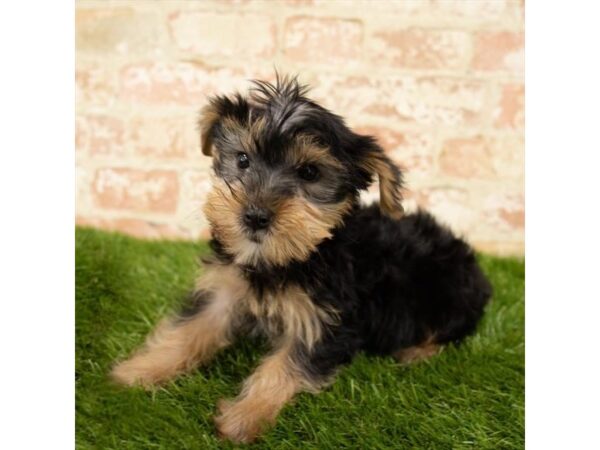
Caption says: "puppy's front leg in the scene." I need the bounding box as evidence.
[111,265,247,387]
[215,326,360,443]
[214,341,304,443]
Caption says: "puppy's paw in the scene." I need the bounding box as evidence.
[110,355,175,388]
[216,398,235,415]
[214,399,273,444]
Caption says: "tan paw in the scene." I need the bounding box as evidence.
[214,399,274,444]
[394,342,441,365]
[216,398,235,415]
[110,355,177,388]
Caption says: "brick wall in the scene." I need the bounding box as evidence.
[75,0,525,255]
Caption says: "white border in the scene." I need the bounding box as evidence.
[0,2,74,449]
[2,1,600,448]
[527,1,600,448]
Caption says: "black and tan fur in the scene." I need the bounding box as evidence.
[112,75,492,443]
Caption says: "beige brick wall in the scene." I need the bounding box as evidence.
[75,0,525,255]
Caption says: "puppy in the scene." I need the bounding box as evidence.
[111,75,492,443]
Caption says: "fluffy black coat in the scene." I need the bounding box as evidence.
[210,203,492,384]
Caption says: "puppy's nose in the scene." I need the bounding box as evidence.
[243,206,273,231]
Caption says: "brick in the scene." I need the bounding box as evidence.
[484,192,524,230]
[439,136,495,178]
[129,117,192,159]
[76,8,162,56]
[472,32,524,73]
[440,134,523,180]
[77,114,199,160]
[119,62,250,105]
[414,187,477,234]
[168,11,276,58]
[283,16,363,64]
[369,28,470,70]
[179,169,213,221]
[355,126,408,152]
[75,64,116,108]
[76,114,126,157]
[355,125,436,176]
[76,216,190,239]
[177,169,214,238]
[312,75,488,127]
[93,168,179,213]
[75,118,85,154]
[494,84,524,129]
[76,166,93,216]
[492,135,524,180]
[431,0,522,21]
[314,0,423,14]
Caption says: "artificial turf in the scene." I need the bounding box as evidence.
[75,227,524,449]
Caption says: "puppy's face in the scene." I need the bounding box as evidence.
[200,76,404,267]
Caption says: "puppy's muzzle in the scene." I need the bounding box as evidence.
[242,206,273,232]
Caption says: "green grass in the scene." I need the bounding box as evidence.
[76,227,524,449]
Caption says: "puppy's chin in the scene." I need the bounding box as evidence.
[231,239,266,267]
[230,234,320,268]
[245,229,266,244]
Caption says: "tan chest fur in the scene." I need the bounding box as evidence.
[199,263,337,349]
[245,285,338,350]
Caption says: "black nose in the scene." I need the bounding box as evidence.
[243,206,273,231]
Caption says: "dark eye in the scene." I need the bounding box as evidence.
[237,152,250,169]
[298,164,319,182]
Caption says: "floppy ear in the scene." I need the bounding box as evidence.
[361,144,405,220]
[197,101,221,156]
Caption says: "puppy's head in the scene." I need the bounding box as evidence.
[199,75,403,267]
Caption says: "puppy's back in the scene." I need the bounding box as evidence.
[345,204,492,354]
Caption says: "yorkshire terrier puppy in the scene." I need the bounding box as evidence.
[112,75,492,443]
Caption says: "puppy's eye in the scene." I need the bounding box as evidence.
[298,164,319,182]
[237,152,250,169]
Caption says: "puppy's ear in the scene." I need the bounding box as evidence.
[198,94,251,156]
[361,141,405,219]
[198,101,222,156]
